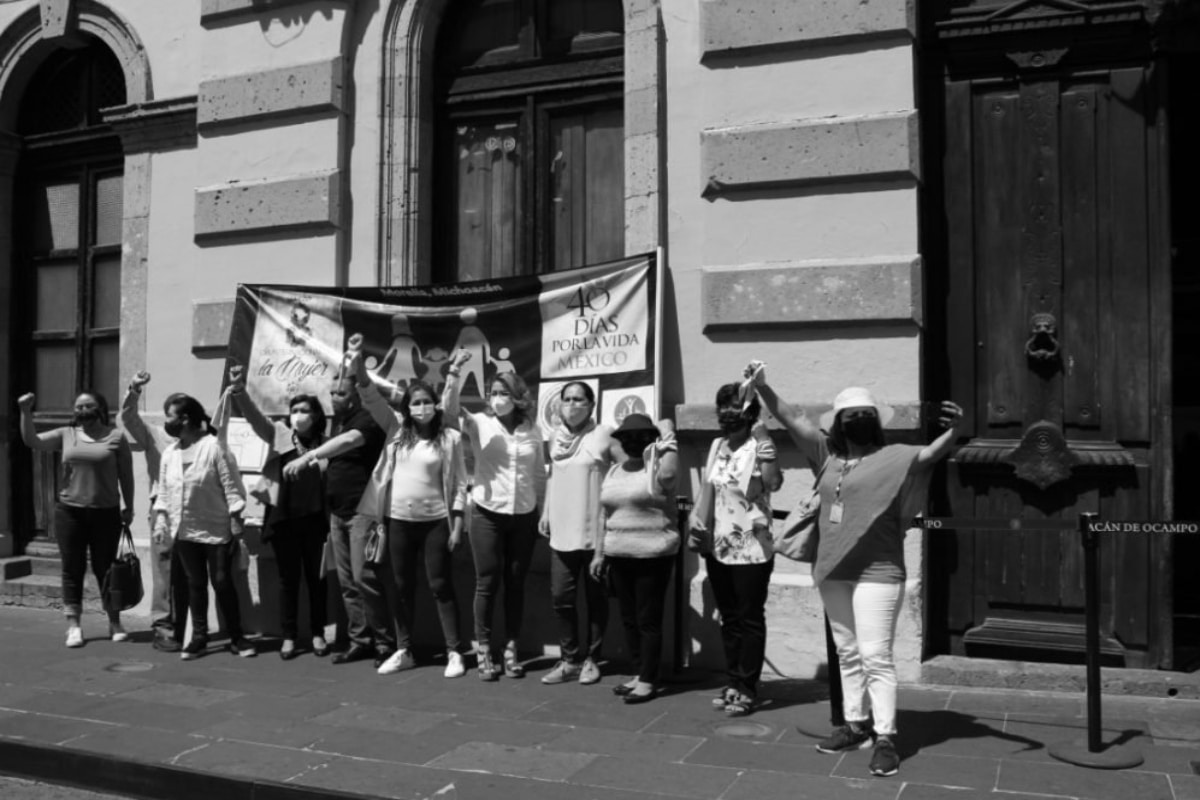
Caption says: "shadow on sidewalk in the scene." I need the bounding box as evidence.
[892,709,1145,760]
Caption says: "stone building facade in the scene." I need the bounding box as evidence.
[2,0,1195,678]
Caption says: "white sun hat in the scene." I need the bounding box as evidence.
[819,386,895,431]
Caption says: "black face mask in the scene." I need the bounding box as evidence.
[164,419,185,438]
[72,409,100,426]
[717,409,749,434]
[620,436,655,457]
[842,417,877,446]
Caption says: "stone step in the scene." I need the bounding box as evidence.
[26,556,61,577]
[23,540,60,559]
[0,557,31,580]
[0,573,104,613]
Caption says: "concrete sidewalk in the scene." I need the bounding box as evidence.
[0,607,1198,800]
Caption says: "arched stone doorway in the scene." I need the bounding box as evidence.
[0,1,150,556]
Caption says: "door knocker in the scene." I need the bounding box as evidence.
[1024,312,1060,363]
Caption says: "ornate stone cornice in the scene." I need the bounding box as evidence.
[102,96,198,154]
[936,0,1146,38]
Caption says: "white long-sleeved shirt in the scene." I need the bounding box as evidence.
[153,435,246,545]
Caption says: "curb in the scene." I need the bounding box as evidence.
[0,739,372,800]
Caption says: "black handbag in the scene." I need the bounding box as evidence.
[102,525,144,612]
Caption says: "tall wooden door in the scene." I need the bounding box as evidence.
[934,62,1173,669]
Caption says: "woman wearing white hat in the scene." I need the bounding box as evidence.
[748,361,961,778]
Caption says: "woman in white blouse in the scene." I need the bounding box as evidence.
[153,394,254,661]
[443,348,545,681]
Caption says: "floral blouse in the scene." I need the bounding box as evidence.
[709,435,775,565]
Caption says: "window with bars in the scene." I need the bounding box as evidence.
[14,39,125,416]
[434,0,625,283]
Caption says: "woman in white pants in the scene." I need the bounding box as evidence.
[749,361,961,778]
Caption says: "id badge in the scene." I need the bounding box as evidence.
[828,502,844,524]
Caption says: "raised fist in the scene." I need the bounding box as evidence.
[131,371,151,388]
[451,348,472,368]
[17,393,35,411]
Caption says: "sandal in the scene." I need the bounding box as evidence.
[503,648,525,679]
[712,686,736,709]
[477,651,500,682]
[723,691,756,717]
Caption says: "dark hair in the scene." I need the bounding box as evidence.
[164,394,216,437]
[162,392,189,414]
[397,381,445,452]
[826,409,885,457]
[559,381,595,405]
[288,394,328,442]
[73,391,110,426]
[715,382,760,424]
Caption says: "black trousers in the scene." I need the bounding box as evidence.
[53,503,121,619]
[269,514,328,640]
[468,507,538,649]
[705,556,773,697]
[550,547,607,663]
[608,555,674,684]
[175,539,243,641]
[150,541,189,642]
[387,517,461,651]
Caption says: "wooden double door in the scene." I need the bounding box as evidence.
[930,53,1173,668]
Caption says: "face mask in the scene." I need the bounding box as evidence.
[409,402,436,424]
[491,396,515,417]
[717,409,748,434]
[842,417,877,446]
[560,401,591,428]
[164,419,185,438]
[620,436,654,458]
[291,412,314,435]
[72,409,100,426]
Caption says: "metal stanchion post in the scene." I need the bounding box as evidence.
[1048,512,1143,770]
[674,496,692,674]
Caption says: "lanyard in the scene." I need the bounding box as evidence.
[833,457,861,505]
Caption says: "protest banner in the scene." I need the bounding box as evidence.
[225,253,660,442]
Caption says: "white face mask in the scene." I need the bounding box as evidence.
[409,401,436,424]
[560,400,591,428]
[490,396,515,417]
[291,411,314,435]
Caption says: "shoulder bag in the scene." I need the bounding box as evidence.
[773,457,830,563]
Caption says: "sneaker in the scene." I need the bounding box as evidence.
[579,658,601,685]
[869,735,900,777]
[109,622,130,643]
[815,723,873,754]
[377,649,415,675]
[229,638,257,658]
[541,660,581,685]
[65,626,84,648]
[444,651,465,679]
[181,637,209,661]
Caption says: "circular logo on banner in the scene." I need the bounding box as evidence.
[540,391,563,432]
[610,393,646,426]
